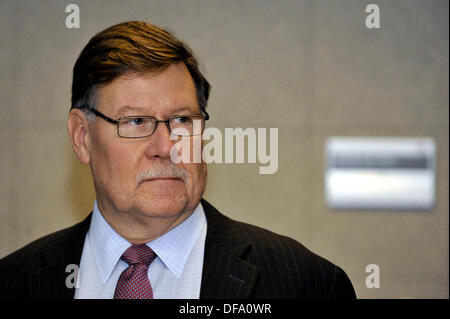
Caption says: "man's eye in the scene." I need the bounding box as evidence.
[173,116,190,124]
[125,118,144,125]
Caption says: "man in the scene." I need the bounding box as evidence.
[0,21,356,299]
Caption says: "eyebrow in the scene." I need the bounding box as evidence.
[116,105,198,116]
[116,105,146,116]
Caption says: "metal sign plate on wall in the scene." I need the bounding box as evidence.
[325,137,436,210]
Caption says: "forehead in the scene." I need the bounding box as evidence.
[97,62,199,116]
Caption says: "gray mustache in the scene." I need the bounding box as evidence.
[137,163,189,184]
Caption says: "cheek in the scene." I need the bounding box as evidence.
[91,140,139,189]
[184,162,207,195]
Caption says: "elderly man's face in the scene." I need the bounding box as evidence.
[84,63,207,220]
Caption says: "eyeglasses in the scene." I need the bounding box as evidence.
[75,106,209,138]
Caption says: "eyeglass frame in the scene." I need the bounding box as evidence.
[74,105,209,138]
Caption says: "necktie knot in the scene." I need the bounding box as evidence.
[121,244,156,266]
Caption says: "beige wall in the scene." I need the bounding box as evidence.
[0,0,448,298]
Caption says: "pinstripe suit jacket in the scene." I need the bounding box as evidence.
[0,199,356,299]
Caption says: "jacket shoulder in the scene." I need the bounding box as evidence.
[236,218,334,270]
[0,214,91,265]
[203,199,334,271]
[0,214,91,297]
[238,220,356,298]
[201,199,356,298]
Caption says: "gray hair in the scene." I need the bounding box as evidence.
[73,84,98,122]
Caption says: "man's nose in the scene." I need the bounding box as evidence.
[144,121,173,159]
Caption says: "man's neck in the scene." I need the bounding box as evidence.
[95,200,196,244]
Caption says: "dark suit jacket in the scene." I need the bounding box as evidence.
[0,199,356,299]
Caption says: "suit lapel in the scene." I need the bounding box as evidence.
[200,200,260,299]
[200,240,260,299]
[27,213,92,298]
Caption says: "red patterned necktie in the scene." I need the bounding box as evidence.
[114,244,157,299]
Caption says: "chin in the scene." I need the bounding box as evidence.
[132,180,192,218]
[134,195,190,219]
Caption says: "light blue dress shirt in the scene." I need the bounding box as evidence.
[74,201,207,299]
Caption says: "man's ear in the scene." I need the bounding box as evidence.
[67,109,92,164]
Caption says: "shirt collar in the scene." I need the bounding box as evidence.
[148,203,206,279]
[89,201,206,284]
